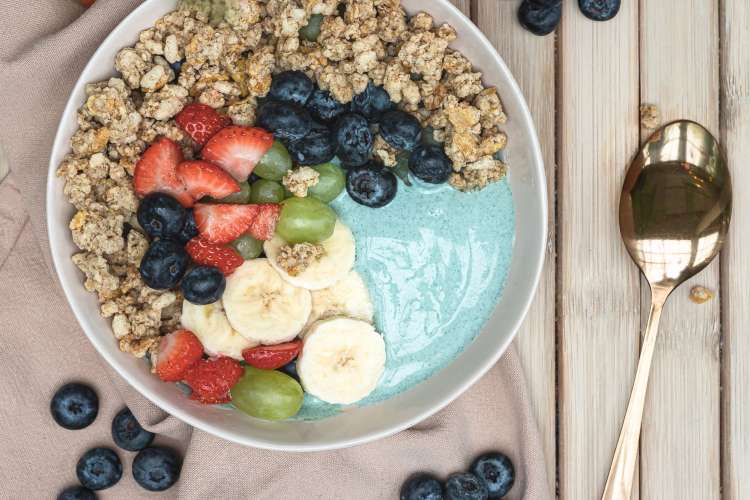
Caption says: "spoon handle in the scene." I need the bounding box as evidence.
[601,295,666,500]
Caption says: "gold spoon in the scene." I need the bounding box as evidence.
[602,120,732,500]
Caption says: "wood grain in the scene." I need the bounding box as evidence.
[557,1,642,498]
[721,1,750,498]
[473,1,557,493]
[638,1,722,499]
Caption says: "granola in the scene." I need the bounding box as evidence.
[276,243,325,276]
[282,166,321,197]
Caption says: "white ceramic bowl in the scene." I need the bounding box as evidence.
[47,0,546,451]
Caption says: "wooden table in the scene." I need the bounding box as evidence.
[451,1,749,498]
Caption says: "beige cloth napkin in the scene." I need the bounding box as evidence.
[0,1,552,498]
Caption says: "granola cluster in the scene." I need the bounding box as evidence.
[276,242,325,275]
[58,1,510,356]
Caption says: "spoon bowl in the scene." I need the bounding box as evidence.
[602,120,731,500]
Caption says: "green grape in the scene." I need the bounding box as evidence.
[299,13,323,42]
[231,366,303,421]
[277,197,336,244]
[230,234,264,260]
[308,163,345,203]
[214,180,251,204]
[249,179,286,203]
[421,126,442,147]
[254,140,292,181]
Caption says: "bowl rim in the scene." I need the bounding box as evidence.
[46,0,547,451]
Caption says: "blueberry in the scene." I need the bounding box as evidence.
[409,144,452,184]
[400,473,444,500]
[346,163,397,208]
[529,0,561,7]
[579,0,620,21]
[76,448,122,491]
[279,360,299,381]
[137,193,187,240]
[57,486,97,500]
[444,473,488,500]
[132,447,181,492]
[257,99,313,141]
[176,208,199,244]
[50,383,98,430]
[139,239,190,290]
[169,60,184,78]
[334,113,373,167]
[288,122,336,165]
[112,407,155,452]
[306,89,347,123]
[518,1,562,36]
[470,452,515,499]
[351,82,394,121]
[268,70,315,105]
[181,265,226,305]
[379,110,422,151]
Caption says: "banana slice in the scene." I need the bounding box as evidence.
[304,271,374,331]
[297,317,386,405]
[264,220,356,290]
[180,300,256,360]
[223,259,312,345]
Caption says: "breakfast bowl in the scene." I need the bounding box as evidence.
[47,0,546,451]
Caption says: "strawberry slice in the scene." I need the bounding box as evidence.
[183,357,244,404]
[176,160,241,201]
[242,340,302,370]
[202,126,274,182]
[134,137,194,207]
[155,330,204,382]
[175,103,232,146]
[185,237,244,276]
[193,203,259,244]
[247,203,281,241]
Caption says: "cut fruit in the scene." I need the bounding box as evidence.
[264,220,355,290]
[297,317,385,405]
[180,301,256,361]
[176,160,241,200]
[154,330,204,382]
[305,271,374,330]
[242,340,302,370]
[133,137,193,207]
[175,103,232,146]
[202,126,274,182]
[222,259,312,345]
[193,203,258,245]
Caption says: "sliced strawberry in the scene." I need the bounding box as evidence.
[133,137,194,207]
[183,357,244,404]
[185,237,244,276]
[242,340,302,370]
[175,103,232,146]
[193,203,259,244]
[202,126,274,182]
[247,203,281,241]
[176,160,241,201]
[155,330,204,382]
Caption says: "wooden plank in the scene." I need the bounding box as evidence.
[720,1,750,498]
[473,1,557,494]
[558,1,642,498]
[638,2,722,499]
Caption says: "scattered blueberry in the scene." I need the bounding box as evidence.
[57,486,97,500]
[181,265,226,305]
[111,407,155,452]
[444,473,488,500]
[306,89,347,123]
[400,474,444,500]
[279,360,299,381]
[50,383,98,430]
[351,82,394,121]
[518,1,562,36]
[176,208,199,244]
[528,0,561,7]
[470,453,515,499]
[346,163,397,208]
[76,448,122,491]
[288,122,336,165]
[257,99,313,141]
[268,70,315,105]
[579,0,620,21]
[379,110,422,150]
[169,60,184,78]
[334,112,373,167]
[409,144,452,184]
[139,239,190,290]
[136,193,187,240]
[132,447,181,492]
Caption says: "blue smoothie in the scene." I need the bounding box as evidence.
[294,177,515,420]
